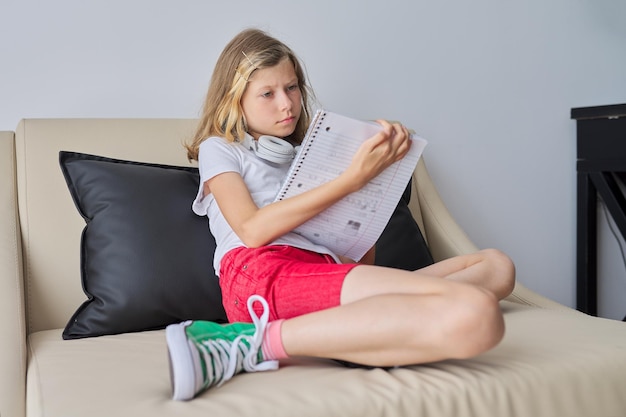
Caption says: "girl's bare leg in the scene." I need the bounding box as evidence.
[279,250,514,366]
[414,249,515,300]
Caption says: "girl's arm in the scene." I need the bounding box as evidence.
[208,121,411,248]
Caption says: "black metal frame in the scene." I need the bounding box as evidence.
[572,104,626,316]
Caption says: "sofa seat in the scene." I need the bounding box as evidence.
[27,301,626,417]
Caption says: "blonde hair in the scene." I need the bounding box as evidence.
[186,28,315,161]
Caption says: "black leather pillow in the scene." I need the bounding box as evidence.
[60,151,227,340]
[374,178,434,270]
[60,151,431,340]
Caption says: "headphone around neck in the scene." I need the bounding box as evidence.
[241,133,296,165]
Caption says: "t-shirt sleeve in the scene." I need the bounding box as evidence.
[192,137,240,216]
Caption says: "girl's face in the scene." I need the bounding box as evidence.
[241,58,302,140]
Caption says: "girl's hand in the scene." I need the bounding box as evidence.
[343,120,412,190]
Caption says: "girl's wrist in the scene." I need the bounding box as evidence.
[334,171,364,194]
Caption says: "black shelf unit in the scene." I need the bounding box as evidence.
[572,103,626,317]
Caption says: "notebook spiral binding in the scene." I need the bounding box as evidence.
[277,110,326,200]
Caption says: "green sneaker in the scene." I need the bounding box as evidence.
[166,295,279,400]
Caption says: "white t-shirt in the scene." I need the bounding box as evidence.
[192,136,339,275]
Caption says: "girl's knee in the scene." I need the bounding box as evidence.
[482,248,516,296]
[482,248,514,271]
[445,285,505,358]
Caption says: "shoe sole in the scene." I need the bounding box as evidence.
[166,323,196,401]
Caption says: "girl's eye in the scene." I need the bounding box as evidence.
[287,84,298,91]
[261,91,272,98]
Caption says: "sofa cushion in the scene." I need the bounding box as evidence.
[59,151,227,339]
[27,302,626,417]
[59,151,433,339]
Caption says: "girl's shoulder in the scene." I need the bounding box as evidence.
[199,136,242,154]
[198,136,246,165]
[200,135,232,149]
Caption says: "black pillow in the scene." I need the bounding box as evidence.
[374,178,434,270]
[60,151,227,340]
[60,151,432,340]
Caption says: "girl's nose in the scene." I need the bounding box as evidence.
[277,91,292,111]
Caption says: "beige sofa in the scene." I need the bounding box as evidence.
[2,118,626,417]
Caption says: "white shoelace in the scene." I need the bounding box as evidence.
[198,295,279,387]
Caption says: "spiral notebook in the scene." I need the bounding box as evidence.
[275,109,428,261]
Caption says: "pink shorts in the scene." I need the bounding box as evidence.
[219,245,358,323]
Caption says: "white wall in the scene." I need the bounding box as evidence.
[2,0,626,318]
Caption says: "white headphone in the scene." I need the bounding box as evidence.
[241,133,296,165]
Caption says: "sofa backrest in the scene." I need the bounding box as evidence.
[14,118,427,334]
[15,119,198,334]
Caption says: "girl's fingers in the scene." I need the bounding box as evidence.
[387,122,411,159]
[359,120,412,168]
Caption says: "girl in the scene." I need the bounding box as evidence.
[166,28,515,401]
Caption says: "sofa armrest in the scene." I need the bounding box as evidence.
[412,159,480,260]
[0,131,27,417]
[412,158,574,312]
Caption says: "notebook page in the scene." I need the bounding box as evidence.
[275,110,427,260]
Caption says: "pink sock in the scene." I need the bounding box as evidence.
[261,319,288,361]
